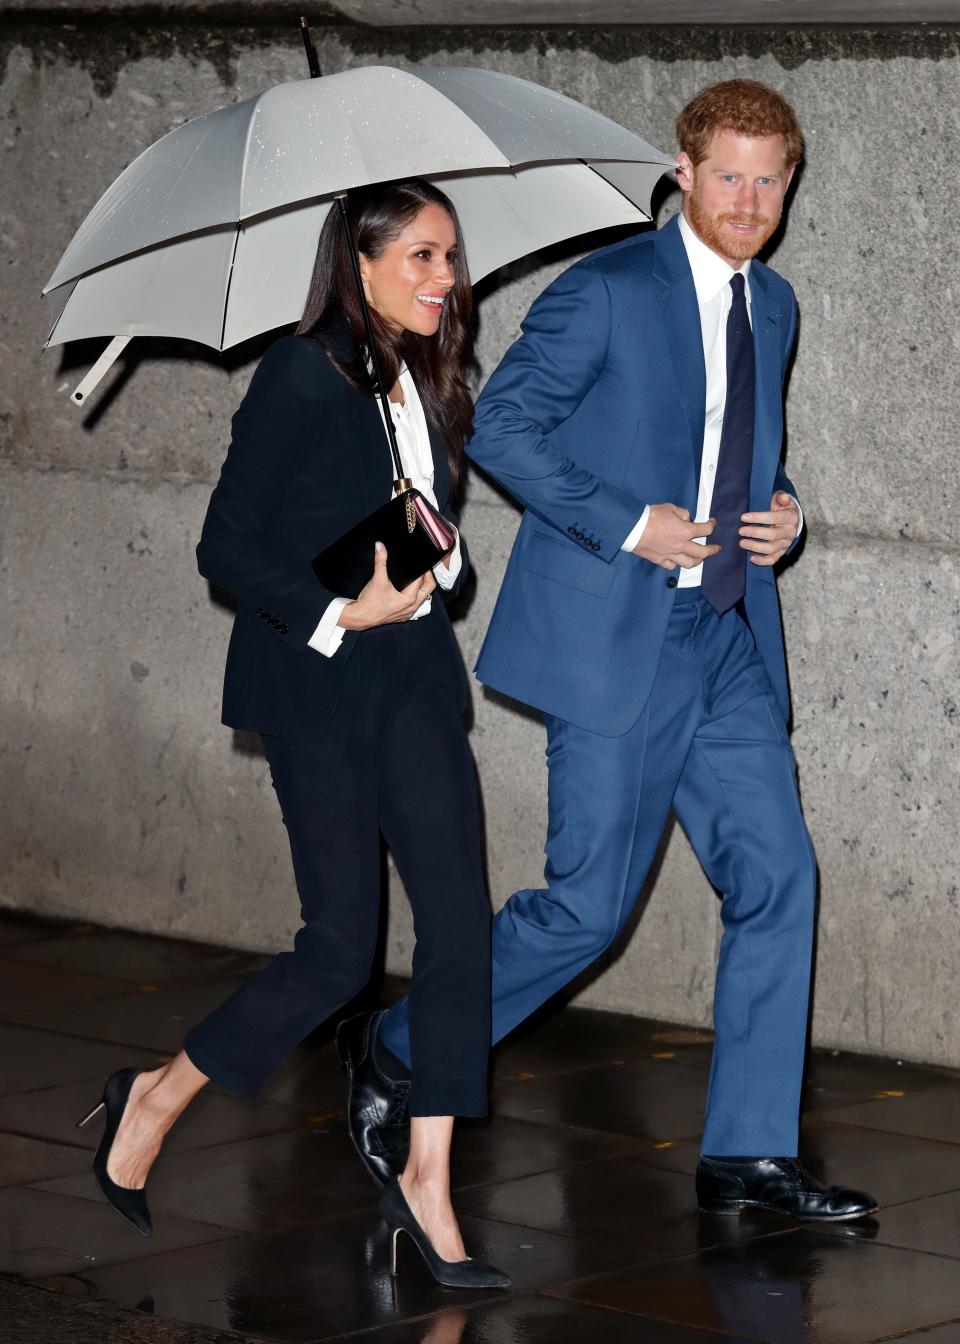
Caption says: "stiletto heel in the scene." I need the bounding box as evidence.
[76,1101,106,1129]
[83,1067,153,1237]
[380,1178,510,1289]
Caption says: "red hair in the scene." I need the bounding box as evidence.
[677,79,804,166]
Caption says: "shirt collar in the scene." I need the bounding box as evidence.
[678,211,751,306]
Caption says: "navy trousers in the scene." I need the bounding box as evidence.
[380,591,816,1154]
[185,612,492,1117]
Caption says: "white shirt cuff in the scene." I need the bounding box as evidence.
[433,529,462,590]
[621,500,800,553]
[622,507,651,552]
[308,597,351,657]
[789,495,804,538]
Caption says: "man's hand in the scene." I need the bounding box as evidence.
[338,543,436,630]
[634,503,719,570]
[739,491,800,566]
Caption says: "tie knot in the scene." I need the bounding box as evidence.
[730,271,746,300]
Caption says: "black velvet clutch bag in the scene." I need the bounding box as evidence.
[312,486,456,600]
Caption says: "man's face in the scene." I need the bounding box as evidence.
[676,129,796,267]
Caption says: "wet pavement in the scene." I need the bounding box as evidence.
[2,909,960,1343]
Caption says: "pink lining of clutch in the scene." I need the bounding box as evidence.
[413,495,456,552]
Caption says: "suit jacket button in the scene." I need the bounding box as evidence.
[666,576,678,588]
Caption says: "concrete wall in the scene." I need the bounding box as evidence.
[2,17,958,1065]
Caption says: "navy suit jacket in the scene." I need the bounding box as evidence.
[197,328,466,738]
[472,213,799,737]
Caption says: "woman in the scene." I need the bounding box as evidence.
[76,179,508,1290]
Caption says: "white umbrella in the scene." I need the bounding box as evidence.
[44,65,675,402]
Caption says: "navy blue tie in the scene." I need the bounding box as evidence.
[701,271,755,616]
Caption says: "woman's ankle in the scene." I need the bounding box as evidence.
[135,1053,209,1129]
[136,1066,189,1129]
[401,1168,453,1202]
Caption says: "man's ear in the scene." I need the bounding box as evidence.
[676,152,694,195]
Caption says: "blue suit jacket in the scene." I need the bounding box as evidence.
[472,213,799,737]
[197,327,467,738]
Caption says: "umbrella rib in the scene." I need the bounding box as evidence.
[219,225,243,352]
[238,91,271,221]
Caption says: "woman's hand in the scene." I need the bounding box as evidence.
[337,542,437,631]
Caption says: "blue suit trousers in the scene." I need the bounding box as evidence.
[380,592,816,1155]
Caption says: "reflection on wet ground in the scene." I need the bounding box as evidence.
[2,910,960,1343]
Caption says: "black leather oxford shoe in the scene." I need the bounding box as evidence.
[336,1010,410,1188]
[696,1156,879,1221]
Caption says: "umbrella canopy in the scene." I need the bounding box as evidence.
[43,65,675,397]
[46,162,666,353]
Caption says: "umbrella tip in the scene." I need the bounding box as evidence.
[299,15,321,78]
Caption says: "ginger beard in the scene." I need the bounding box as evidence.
[687,171,782,265]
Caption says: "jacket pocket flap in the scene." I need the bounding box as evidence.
[522,531,615,597]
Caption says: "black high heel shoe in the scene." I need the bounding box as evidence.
[380,1178,510,1289]
[76,1067,153,1236]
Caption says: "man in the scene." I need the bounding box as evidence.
[339,79,877,1220]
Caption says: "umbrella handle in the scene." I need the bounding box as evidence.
[335,195,406,489]
[70,335,131,406]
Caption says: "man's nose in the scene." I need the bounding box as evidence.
[736,181,759,213]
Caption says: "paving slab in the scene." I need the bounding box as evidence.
[0,1186,238,1277]
[548,1229,960,1343]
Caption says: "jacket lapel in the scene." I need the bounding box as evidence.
[653,216,706,474]
[320,309,452,509]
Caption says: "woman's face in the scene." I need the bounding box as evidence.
[359,203,458,337]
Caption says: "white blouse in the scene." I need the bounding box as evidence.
[308,364,462,658]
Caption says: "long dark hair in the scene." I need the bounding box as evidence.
[296,179,474,489]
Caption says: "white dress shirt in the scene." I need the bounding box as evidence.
[308,364,462,658]
[622,211,801,582]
